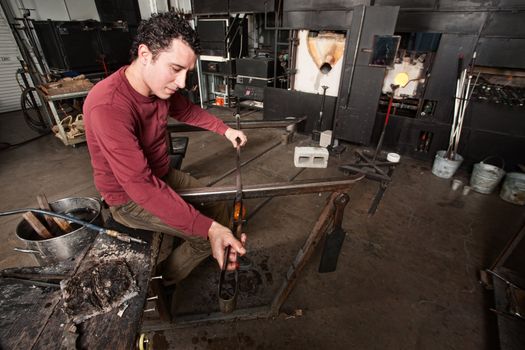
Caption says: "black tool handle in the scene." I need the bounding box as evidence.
[333,193,349,229]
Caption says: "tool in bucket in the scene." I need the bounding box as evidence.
[0,208,146,244]
[318,192,350,273]
[218,106,246,313]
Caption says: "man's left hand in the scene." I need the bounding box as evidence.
[224,128,247,147]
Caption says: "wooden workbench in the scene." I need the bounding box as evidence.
[0,224,161,349]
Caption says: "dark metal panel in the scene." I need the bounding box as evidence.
[229,0,275,13]
[263,88,337,133]
[463,102,525,137]
[423,34,478,123]
[95,0,141,26]
[375,0,436,8]
[33,21,68,71]
[334,5,399,144]
[393,117,452,160]
[377,114,407,149]
[481,12,525,37]
[355,8,399,65]
[396,11,484,33]
[99,28,134,71]
[439,0,494,9]
[376,0,525,10]
[236,58,275,78]
[497,0,525,7]
[201,60,234,75]
[197,20,227,42]
[282,10,353,29]
[335,68,387,144]
[475,37,525,68]
[462,130,525,168]
[283,0,368,12]
[191,0,228,15]
[440,0,525,9]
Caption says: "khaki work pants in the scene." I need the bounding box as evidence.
[110,168,230,286]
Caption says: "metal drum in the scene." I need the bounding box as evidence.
[15,197,102,265]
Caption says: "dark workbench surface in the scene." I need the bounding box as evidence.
[0,225,161,349]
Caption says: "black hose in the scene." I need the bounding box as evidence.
[21,87,49,134]
[0,132,51,152]
[0,208,106,234]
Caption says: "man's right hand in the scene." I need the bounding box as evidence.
[208,221,246,270]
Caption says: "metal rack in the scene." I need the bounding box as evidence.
[38,89,89,147]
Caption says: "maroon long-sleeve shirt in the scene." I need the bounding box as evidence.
[83,66,228,238]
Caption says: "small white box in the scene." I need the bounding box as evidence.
[294,146,329,168]
[319,130,333,148]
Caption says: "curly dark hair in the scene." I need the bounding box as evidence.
[130,12,200,61]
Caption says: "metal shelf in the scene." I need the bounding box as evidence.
[37,88,90,147]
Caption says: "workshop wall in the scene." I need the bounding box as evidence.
[384,6,525,168]
[4,0,184,21]
[6,0,99,21]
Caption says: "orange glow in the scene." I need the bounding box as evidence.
[233,202,246,221]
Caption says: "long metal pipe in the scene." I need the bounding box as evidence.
[178,176,363,203]
[168,117,306,133]
[344,6,366,108]
[246,168,306,221]
[206,140,282,186]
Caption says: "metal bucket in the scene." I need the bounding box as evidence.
[15,197,102,265]
[432,150,463,179]
[500,173,525,206]
[470,156,505,194]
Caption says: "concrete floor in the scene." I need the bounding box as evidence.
[1,107,524,349]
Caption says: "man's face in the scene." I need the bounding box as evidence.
[141,38,196,99]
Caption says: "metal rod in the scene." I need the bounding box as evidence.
[4,277,60,289]
[178,176,363,203]
[486,269,525,291]
[270,192,340,315]
[246,168,306,221]
[339,165,392,182]
[0,270,68,281]
[318,85,328,131]
[206,140,282,186]
[218,108,243,313]
[372,92,394,162]
[344,5,366,108]
[490,221,525,270]
[168,117,306,133]
[274,28,278,87]
[141,306,271,330]
[140,190,349,328]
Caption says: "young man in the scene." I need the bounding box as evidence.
[83,12,246,287]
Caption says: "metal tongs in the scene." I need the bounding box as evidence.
[218,107,244,313]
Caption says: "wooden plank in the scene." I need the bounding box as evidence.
[36,194,66,236]
[22,212,53,239]
[36,194,72,234]
[39,79,93,96]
